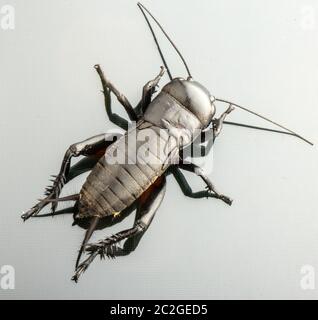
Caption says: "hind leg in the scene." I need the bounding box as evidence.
[22,134,111,221]
[72,176,166,282]
[118,175,167,256]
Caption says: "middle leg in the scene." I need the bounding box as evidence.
[186,103,235,158]
[169,166,221,199]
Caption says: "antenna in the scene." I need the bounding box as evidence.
[137,2,192,79]
[216,98,314,146]
[223,121,296,137]
[137,3,313,146]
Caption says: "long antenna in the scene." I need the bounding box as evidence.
[137,2,192,79]
[137,3,172,80]
[223,121,296,137]
[137,3,313,146]
[216,98,313,146]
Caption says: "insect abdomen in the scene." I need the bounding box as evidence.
[77,122,168,218]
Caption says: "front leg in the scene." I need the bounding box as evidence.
[178,163,233,206]
[138,66,165,114]
[212,104,235,139]
[94,64,137,124]
[184,105,234,158]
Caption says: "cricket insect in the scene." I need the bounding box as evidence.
[22,3,313,282]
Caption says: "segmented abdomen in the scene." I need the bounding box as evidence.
[77,121,170,218]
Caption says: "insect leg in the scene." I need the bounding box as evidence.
[118,175,166,256]
[137,66,166,114]
[94,64,137,128]
[169,166,219,199]
[185,105,234,158]
[22,134,109,221]
[75,216,100,270]
[72,176,166,282]
[177,162,233,206]
[95,73,128,130]
[212,104,235,139]
[66,133,122,182]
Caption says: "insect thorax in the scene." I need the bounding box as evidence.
[144,77,216,147]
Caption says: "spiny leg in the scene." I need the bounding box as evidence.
[72,226,138,282]
[177,162,233,206]
[32,207,74,218]
[28,194,80,220]
[41,194,79,204]
[22,134,108,221]
[72,176,166,282]
[94,64,137,130]
[26,134,120,219]
[119,175,166,256]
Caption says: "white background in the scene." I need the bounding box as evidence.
[0,0,318,299]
